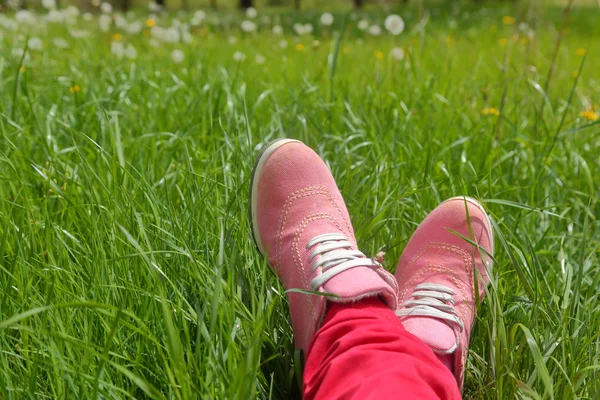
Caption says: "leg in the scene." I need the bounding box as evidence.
[304,298,461,400]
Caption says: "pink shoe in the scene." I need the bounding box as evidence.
[250,139,399,355]
[394,197,494,390]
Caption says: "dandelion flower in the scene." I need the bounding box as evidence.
[99,14,112,32]
[481,107,500,116]
[279,39,288,49]
[320,12,334,26]
[384,14,404,35]
[358,19,369,31]
[233,51,246,62]
[303,23,314,34]
[502,15,515,25]
[146,18,156,27]
[100,2,113,14]
[171,49,185,63]
[245,7,257,19]
[572,71,579,78]
[391,47,405,61]
[124,44,137,60]
[241,20,257,33]
[312,40,320,48]
[191,10,206,26]
[42,0,56,10]
[296,43,305,51]
[272,25,283,35]
[576,48,587,56]
[19,65,26,72]
[112,33,123,41]
[375,51,384,60]
[69,84,80,94]
[255,54,266,65]
[27,37,43,51]
[368,25,382,36]
[580,109,599,121]
[498,38,507,46]
[52,38,69,49]
[15,10,37,25]
[111,41,124,57]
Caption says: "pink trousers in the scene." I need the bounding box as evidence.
[303,298,462,399]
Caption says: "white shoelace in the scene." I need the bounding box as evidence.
[306,233,381,290]
[396,283,464,332]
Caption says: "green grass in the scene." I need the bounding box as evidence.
[1,1,599,398]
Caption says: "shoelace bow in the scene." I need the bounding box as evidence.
[306,233,381,290]
[396,283,464,332]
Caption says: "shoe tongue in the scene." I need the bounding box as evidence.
[401,316,458,353]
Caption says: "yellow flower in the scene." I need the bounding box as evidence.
[296,43,304,51]
[572,71,579,78]
[112,33,123,41]
[69,85,81,94]
[146,19,156,27]
[519,37,529,45]
[482,107,500,116]
[502,15,516,25]
[19,65,26,72]
[498,38,507,46]
[575,48,587,56]
[580,109,599,121]
[375,51,384,60]
[343,47,350,54]
[489,25,497,33]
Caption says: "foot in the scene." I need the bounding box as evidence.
[250,139,399,355]
[394,197,494,390]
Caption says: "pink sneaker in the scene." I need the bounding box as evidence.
[394,197,494,390]
[250,139,399,355]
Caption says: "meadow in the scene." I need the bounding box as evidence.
[1,0,599,398]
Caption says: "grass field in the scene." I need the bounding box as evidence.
[1,1,599,398]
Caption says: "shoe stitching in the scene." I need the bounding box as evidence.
[292,213,345,324]
[276,186,353,275]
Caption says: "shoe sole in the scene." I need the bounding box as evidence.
[249,138,302,256]
[441,196,495,262]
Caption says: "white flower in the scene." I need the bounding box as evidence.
[15,10,37,25]
[182,31,193,43]
[518,22,529,32]
[320,12,334,26]
[384,14,404,35]
[272,25,283,35]
[126,21,143,34]
[233,51,246,62]
[245,7,257,19]
[163,27,180,42]
[99,14,112,32]
[148,1,163,12]
[124,44,137,59]
[228,35,237,44]
[293,23,304,35]
[191,10,206,26]
[171,49,185,63]
[42,0,56,10]
[114,14,127,29]
[0,16,19,31]
[149,38,160,47]
[278,39,288,49]
[255,54,266,65]
[241,20,256,33]
[100,2,113,14]
[52,38,69,49]
[303,23,313,34]
[111,41,124,58]
[46,10,63,23]
[27,37,43,51]
[12,48,30,61]
[91,0,101,6]
[70,29,90,38]
[7,0,20,9]
[357,19,369,31]
[83,12,94,21]
[390,47,405,60]
[368,24,381,36]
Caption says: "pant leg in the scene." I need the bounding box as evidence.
[303,297,462,400]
